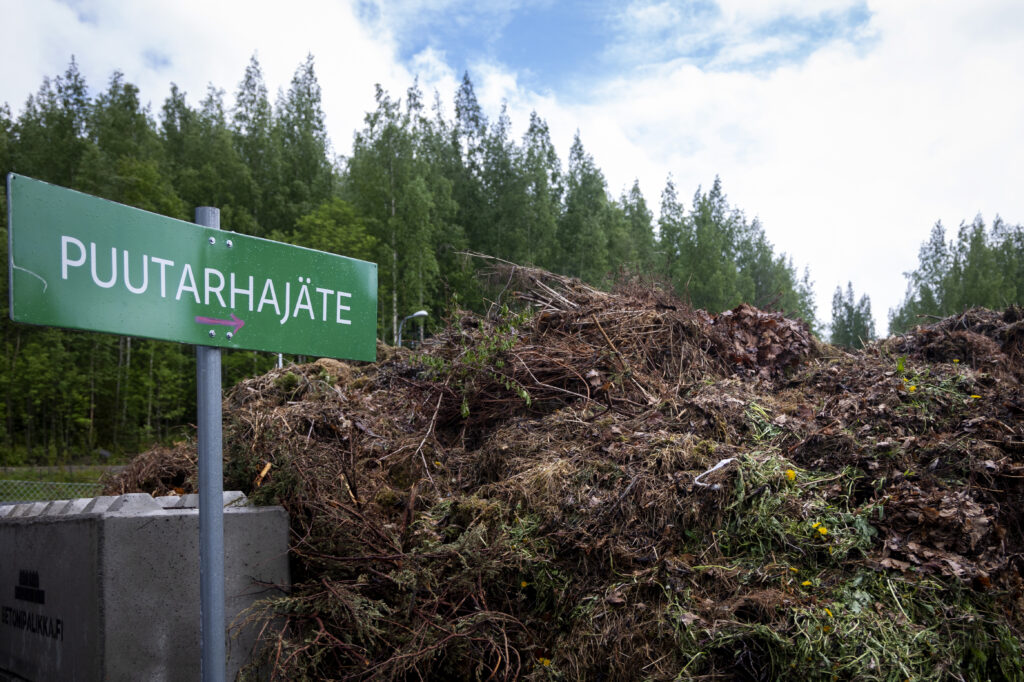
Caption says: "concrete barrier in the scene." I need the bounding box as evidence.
[0,492,289,681]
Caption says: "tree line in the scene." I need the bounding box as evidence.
[828,215,1024,350]
[888,217,1024,332]
[0,55,818,463]
[7,54,1017,461]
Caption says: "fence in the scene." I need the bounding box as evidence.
[0,479,105,504]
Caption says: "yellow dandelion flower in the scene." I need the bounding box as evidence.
[539,657,552,667]
[812,522,821,529]
[434,460,442,467]
[908,385,917,392]
[818,526,829,536]
[789,567,799,573]
[785,469,796,481]
[521,580,529,588]
[801,580,812,587]
[824,607,833,618]
[953,359,960,364]
[971,394,981,399]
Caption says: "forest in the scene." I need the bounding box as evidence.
[0,55,1021,463]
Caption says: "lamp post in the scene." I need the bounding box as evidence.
[398,310,428,348]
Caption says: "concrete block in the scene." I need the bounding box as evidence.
[0,492,289,682]
[174,494,199,509]
[57,499,92,516]
[104,492,163,514]
[9,503,47,519]
[81,496,117,514]
[39,501,65,516]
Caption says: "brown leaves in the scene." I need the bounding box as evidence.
[875,481,1005,581]
[709,303,814,379]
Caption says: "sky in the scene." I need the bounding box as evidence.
[3,0,1023,334]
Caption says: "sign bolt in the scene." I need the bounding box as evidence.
[208,237,216,245]
[226,332,233,340]
[208,330,216,338]
[226,239,233,248]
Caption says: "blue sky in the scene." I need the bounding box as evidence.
[3,0,1024,332]
[365,0,875,91]
[379,1,617,94]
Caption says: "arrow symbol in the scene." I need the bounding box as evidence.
[195,313,245,335]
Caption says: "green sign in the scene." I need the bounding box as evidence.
[6,174,377,361]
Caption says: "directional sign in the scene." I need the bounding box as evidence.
[6,174,377,361]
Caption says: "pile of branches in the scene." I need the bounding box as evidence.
[107,261,1024,681]
[415,259,814,432]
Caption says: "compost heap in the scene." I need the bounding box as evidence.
[107,262,1024,682]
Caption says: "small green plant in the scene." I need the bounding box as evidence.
[745,402,781,442]
[447,305,535,418]
[273,371,300,395]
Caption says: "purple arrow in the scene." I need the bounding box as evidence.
[195,313,245,335]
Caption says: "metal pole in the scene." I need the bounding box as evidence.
[398,311,428,349]
[195,206,225,682]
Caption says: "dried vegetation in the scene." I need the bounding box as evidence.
[107,260,1024,681]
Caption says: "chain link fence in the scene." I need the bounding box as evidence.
[0,479,105,504]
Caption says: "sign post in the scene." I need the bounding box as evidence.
[7,174,378,680]
[194,206,226,682]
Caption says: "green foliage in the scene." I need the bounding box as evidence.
[621,179,655,272]
[0,58,278,462]
[345,82,458,344]
[288,197,376,261]
[830,282,875,349]
[0,58,823,463]
[890,216,1024,333]
[428,306,534,418]
[656,176,817,325]
[519,111,562,268]
[231,54,281,232]
[557,132,611,283]
[274,54,334,229]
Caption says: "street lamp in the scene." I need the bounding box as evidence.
[397,310,428,348]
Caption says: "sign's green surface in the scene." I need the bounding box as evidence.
[7,174,377,361]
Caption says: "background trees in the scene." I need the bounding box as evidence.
[890,217,1024,332]
[830,283,875,349]
[16,54,988,464]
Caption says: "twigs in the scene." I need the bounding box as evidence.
[415,392,443,493]
[105,259,1024,681]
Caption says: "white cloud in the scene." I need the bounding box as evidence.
[486,0,1024,330]
[0,0,422,157]
[708,34,794,67]
[716,0,863,23]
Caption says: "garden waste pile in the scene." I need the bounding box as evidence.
[107,261,1024,681]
